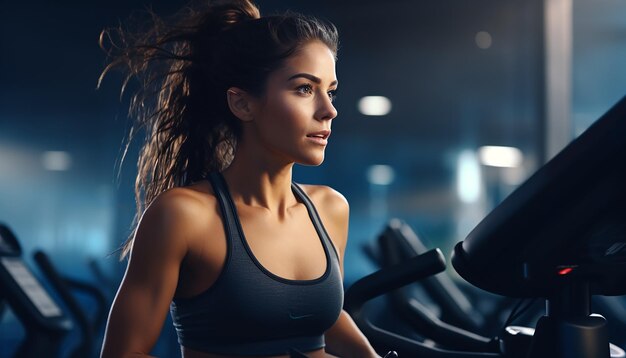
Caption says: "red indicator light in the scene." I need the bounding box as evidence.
[558,267,573,275]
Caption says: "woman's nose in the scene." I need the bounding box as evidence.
[315,94,338,121]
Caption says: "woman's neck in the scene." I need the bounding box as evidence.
[221,143,298,215]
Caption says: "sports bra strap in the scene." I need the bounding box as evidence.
[291,182,341,262]
[208,171,239,242]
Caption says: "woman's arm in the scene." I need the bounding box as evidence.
[325,310,379,357]
[100,189,201,358]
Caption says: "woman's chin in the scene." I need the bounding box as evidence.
[299,154,325,166]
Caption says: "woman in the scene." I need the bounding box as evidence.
[99,0,380,357]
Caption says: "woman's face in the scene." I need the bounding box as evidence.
[248,40,338,166]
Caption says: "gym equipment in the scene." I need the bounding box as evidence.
[0,223,72,357]
[373,219,539,337]
[365,219,484,332]
[347,95,626,357]
[346,247,625,357]
[0,223,108,358]
[346,249,470,356]
[376,219,500,351]
[374,219,623,355]
[33,250,108,358]
[452,95,626,357]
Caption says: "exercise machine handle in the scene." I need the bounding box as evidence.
[345,249,501,357]
[345,249,446,313]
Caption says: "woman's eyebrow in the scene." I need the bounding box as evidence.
[287,73,338,86]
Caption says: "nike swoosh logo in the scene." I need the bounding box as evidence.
[289,313,314,320]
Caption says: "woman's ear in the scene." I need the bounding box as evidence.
[226,87,255,122]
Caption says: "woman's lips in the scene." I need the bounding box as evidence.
[306,130,331,146]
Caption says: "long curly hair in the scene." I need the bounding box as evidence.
[99,0,338,258]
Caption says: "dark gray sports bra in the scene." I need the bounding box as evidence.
[170,172,344,356]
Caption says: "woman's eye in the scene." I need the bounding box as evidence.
[295,84,337,102]
[296,84,314,95]
[328,90,338,103]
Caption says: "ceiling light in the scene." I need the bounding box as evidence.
[478,146,523,168]
[358,96,392,116]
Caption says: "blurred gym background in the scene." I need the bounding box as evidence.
[1,0,625,356]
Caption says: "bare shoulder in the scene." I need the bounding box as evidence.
[153,181,217,215]
[297,184,349,217]
[133,182,217,254]
[143,185,213,227]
